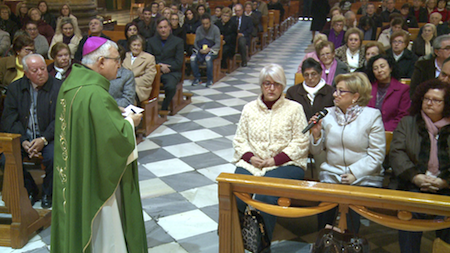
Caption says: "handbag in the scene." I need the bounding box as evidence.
[240,208,271,253]
[311,225,369,253]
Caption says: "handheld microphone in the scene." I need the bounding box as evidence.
[302,109,328,134]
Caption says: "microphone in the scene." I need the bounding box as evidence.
[302,109,328,134]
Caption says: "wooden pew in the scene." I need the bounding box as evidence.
[138,64,167,136]
[217,172,450,253]
[165,57,194,115]
[101,30,126,43]
[226,34,243,74]
[114,24,126,31]
[409,28,420,41]
[0,133,51,248]
[258,16,269,50]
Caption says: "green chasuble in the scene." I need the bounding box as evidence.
[51,64,148,253]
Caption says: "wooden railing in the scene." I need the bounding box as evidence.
[0,133,51,248]
[217,172,450,253]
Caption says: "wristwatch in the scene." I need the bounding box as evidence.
[41,137,48,146]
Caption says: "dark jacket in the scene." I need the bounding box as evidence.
[183,19,201,34]
[380,9,400,22]
[74,33,111,61]
[267,2,285,23]
[232,15,253,45]
[386,48,418,78]
[172,26,187,51]
[390,115,450,192]
[42,12,56,30]
[411,35,434,58]
[310,0,330,31]
[146,33,184,80]
[410,6,428,23]
[366,14,383,28]
[285,83,335,120]
[117,39,129,52]
[410,57,436,97]
[137,19,156,39]
[215,19,237,53]
[0,75,62,144]
[0,19,18,42]
[404,14,419,28]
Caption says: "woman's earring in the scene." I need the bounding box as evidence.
[352,99,356,104]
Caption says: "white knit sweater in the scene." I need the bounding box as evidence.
[232,95,309,176]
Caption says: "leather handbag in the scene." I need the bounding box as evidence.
[240,208,271,253]
[311,225,369,253]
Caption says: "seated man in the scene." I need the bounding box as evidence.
[47,42,77,81]
[109,46,136,108]
[74,17,110,61]
[211,5,223,24]
[365,3,383,27]
[410,34,450,97]
[25,21,49,58]
[0,54,62,208]
[137,6,156,39]
[380,0,400,22]
[232,4,253,67]
[147,17,184,110]
[190,14,221,87]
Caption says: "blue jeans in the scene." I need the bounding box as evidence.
[235,165,305,241]
[190,52,218,83]
[398,189,450,253]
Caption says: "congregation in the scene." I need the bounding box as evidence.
[1,0,450,252]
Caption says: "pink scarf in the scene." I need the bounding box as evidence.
[321,59,337,85]
[421,111,450,176]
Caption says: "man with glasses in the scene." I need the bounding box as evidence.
[74,17,111,61]
[1,54,62,208]
[411,35,450,97]
[51,37,147,252]
[24,21,49,58]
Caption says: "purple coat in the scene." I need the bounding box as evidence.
[368,78,411,131]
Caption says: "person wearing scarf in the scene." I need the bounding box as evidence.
[322,14,345,50]
[412,23,436,58]
[310,72,386,234]
[314,41,349,86]
[390,79,450,253]
[47,42,77,81]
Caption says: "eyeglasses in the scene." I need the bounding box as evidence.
[423,97,444,104]
[26,28,38,31]
[319,52,332,58]
[23,47,35,53]
[439,46,450,51]
[392,40,404,45]
[303,72,319,78]
[102,56,121,64]
[334,89,353,96]
[262,81,282,88]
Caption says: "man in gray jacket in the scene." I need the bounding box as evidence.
[190,13,221,87]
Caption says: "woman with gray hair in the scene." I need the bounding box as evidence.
[412,23,436,58]
[233,63,309,244]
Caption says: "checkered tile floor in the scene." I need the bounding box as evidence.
[0,18,437,253]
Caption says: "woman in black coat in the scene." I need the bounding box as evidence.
[215,7,236,69]
[310,0,330,41]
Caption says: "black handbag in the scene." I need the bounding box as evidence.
[240,208,271,253]
[311,225,370,253]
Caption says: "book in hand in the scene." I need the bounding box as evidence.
[122,105,144,117]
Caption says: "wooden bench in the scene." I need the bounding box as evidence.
[114,24,126,32]
[217,172,450,252]
[0,133,51,249]
[258,16,269,50]
[137,64,167,136]
[101,30,126,43]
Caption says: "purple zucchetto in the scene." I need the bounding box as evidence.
[82,37,108,56]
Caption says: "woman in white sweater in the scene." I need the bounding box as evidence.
[310,72,386,233]
[233,64,309,244]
